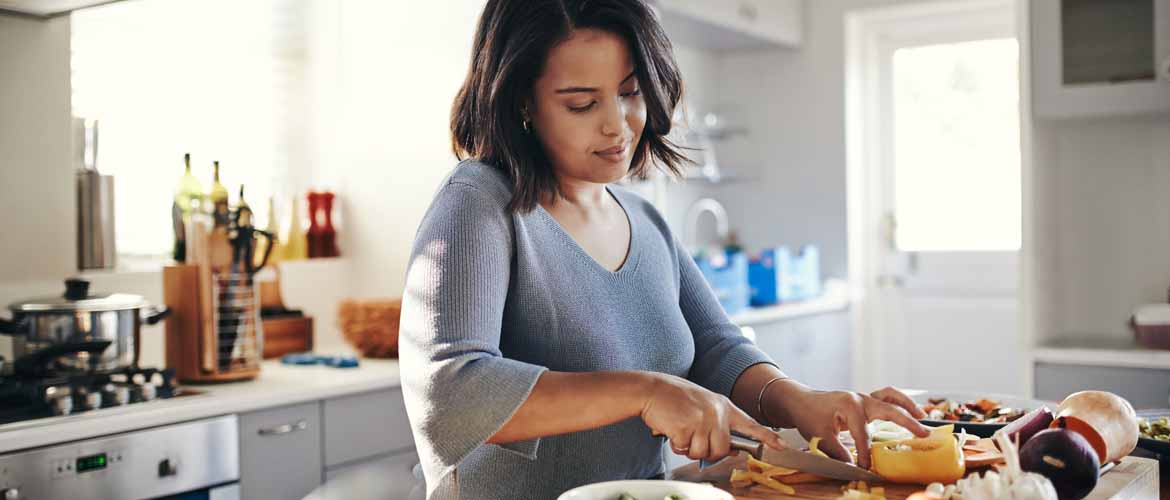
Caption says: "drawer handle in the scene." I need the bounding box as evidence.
[258,419,308,436]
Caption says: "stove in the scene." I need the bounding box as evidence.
[0,366,201,426]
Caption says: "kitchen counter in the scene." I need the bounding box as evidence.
[0,358,402,454]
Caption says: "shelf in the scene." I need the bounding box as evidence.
[1033,337,1170,370]
[729,280,850,327]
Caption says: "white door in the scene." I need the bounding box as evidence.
[848,0,1027,396]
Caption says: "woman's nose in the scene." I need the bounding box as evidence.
[600,97,627,136]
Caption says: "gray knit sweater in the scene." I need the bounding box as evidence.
[399,160,776,500]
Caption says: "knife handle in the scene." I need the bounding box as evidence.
[729,435,765,459]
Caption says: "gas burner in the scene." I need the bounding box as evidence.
[0,367,201,425]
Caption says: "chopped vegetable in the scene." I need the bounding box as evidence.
[1052,390,1139,464]
[746,455,797,477]
[870,425,965,484]
[838,480,886,500]
[1138,416,1169,442]
[777,471,831,484]
[612,494,688,500]
[868,420,916,442]
[994,407,1054,449]
[941,432,1059,500]
[730,469,796,494]
[808,436,829,457]
[1019,429,1099,500]
[922,398,1027,424]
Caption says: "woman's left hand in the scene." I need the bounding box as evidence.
[761,382,930,470]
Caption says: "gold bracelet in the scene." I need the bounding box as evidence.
[756,376,788,427]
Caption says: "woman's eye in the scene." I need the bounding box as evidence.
[621,89,642,98]
[568,102,596,113]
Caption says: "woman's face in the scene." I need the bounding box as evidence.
[528,28,647,189]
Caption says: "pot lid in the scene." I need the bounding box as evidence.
[8,278,149,313]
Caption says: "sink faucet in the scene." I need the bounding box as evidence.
[684,198,729,251]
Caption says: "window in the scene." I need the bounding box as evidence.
[71,0,309,256]
[891,38,1022,251]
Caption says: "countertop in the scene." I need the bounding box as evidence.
[0,358,402,454]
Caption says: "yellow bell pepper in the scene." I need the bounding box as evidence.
[870,425,965,484]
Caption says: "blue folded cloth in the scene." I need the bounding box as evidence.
[280,352,360,368]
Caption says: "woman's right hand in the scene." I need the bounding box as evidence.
[639,373,786,461]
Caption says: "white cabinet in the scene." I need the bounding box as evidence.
[241,389,421,500]
[1031,0,1170,118]
[323,388,414,468]
[317,450,425,500]
[654,0,803,50]
[239,402,324,500]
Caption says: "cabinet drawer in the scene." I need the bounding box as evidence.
[240,401,323,500]
[324,388,413,467]
[1034,363,1170,408]
[319,450,423,500]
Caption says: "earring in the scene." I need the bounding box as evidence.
[521,109,531,133]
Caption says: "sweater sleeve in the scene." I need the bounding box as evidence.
[399,181,548,499]
[676,241,781,397]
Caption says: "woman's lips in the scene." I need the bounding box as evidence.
[595,143,628,162]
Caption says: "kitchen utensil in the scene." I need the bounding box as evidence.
[164,263,262,383]
[557,480,733,500]
[0,279,169,372]
[172,201,186,262]
[912,391,1055,437]
[698,432,885,482]
[76,118,116,270]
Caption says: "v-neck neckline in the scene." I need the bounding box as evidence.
[534,186,640,276]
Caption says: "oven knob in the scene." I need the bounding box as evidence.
[158,458,177,477]
[2,487,20,500]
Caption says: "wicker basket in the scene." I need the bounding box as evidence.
[337,298,402,358]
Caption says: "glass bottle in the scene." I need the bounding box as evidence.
[208,161,230,227]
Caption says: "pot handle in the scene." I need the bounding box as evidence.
[141,305,172,326]
[0,317,27,335]
[14,340,112,376]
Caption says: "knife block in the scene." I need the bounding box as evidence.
[164,264,262,383]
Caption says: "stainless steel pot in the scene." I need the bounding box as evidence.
[0,278,170,372]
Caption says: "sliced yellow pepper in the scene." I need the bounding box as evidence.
[729,469,797,495]
[746,455,797,476]
[870,425,965,484]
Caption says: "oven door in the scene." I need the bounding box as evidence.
[156,482,241,500]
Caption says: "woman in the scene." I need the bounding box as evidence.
[399,1,928,498]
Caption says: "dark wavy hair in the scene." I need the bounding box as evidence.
[451,0,691,212]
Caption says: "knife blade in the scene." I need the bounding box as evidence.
[698,433,885,483]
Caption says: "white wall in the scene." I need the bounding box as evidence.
[0,13,75,361]
[1032,116,1170,346]
[316,1,730,299]
[306,0,486,298]
[0,13,74,283]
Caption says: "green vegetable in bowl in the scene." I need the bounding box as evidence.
[1138,416,1170,442]
[614,494,689,500]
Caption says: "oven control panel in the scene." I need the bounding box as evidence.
[0,416,238,499]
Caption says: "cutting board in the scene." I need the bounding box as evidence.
[669,454,1160,500]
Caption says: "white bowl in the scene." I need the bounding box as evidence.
[557,480,733,500]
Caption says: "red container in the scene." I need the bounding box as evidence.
[1131,304,1170,350]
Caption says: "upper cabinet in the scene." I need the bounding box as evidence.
[1031,0,1170,119]
[654,0,804,50]
[0,0,126,17]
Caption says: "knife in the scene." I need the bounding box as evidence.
[698,433,885,483]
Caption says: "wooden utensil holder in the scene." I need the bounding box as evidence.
[164,264,262,383]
